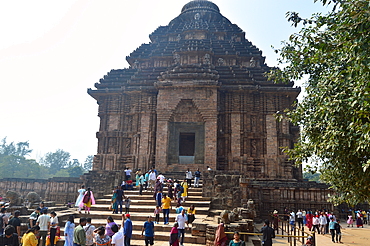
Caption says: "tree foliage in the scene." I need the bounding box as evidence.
[40,149,71,174]
[0,137,91,179]
[270,0,370,206]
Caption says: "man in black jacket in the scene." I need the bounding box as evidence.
[260,219,275,246]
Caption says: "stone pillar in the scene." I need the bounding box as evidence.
[265,114,278,178]
[138,113,151,171]
[230,113,241,171]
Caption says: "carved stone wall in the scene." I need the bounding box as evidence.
[202,171,333,218]
[0,177,82,203]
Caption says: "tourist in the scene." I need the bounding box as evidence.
[111,188,117,214]
[175,209,188,246]
[319,213,327,234]
[176,182,184,205]
[302,210,307,226]
[135,171,140,188]
[36,209,50,246]
[29,207,41,228]
[124,197,131,214]
[84,218,95,246]
[22,226,40,246]
[0,225,19,246]
[156,190,163,208]
[154,206,161,224]
[214,223,227,246]
[185,168,192,188]
[81,188,96,214]
[169,222,179,246]
[144,171,150,190]
[124,167,132,181]
[296,210,303,229]
[272,210,278,231]
[288,210,295,231]
[73,217,87,246]
[305,211,313,231]
[105,216,118,237]
[141,216,155,246]
[0,208,8,236]
[187,205,196,227]
[194,168,201,188]
[39,202,48,214]
[347,213,354,227]
[93,226,111,246]
[8,211,21,239]
[304,236,313,245]
[181,179,188,203]
[335,220,343,243]
[176,203,184,214]
[123,214,132,246]
[162,194,172,225]
[157,173,165,183]
[149,170,156,191]
[154,178,163,194]
[114,186,124,214]
[363,210,368,224]
[49,211,59,246]
[138,173,145,195]
[260,219,275,246]
[228,231,245,246]
[206,166,212,171]
[111,223,123,246]
[64,215,75,246]
[75,185,86,214]
[356,214,363,228]
[167,180,174,200]
[329,217,337,243]
[173,180,179,202]
[312,215,320,234]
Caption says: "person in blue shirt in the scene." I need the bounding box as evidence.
[141,216,155,246]
[329,218,337,243]
[124,214,132,246]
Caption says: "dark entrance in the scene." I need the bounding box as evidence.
[179,133,195,156]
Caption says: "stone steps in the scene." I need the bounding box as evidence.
[52,181,208,246]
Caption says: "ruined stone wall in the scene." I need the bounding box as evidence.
[81,170,124,199]
[203,171,333,218]
[0,177,82,203]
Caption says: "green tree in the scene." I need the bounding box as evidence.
[303,172,321,183]
[0,138,48,179]
[67,166,84,177]
[83,155,93,172]
[271,0,370,205]
[40,149,71,174]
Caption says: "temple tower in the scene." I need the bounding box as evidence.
[88,0,302,180]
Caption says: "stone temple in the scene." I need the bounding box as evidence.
[87,0,331,213]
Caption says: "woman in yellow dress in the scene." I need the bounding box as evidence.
[22,226,40,246]
[181,179,188,202]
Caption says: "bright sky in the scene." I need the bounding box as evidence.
[0,0,327,163]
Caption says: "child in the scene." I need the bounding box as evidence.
[154,206,161,224]
[124,196,131,214]
[347,214,353,227]
[335,220,343,243]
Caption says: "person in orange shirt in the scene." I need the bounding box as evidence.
[161,194,172,225]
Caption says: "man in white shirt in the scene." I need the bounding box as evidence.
[83,218,96,246]
[36,209,50,246]
[296,210,303,229]
[289,211,295,231]
[175,209,188,246]
[111,224,124,246]
[149,170,157,191]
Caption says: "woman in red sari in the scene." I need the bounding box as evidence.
[214,223,227,246]
[306,211,314,231]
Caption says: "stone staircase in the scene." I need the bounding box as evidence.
[54,183,210,246]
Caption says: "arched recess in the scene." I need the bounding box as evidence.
[168,99,205,164]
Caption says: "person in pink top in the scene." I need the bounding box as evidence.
[169,222,179,246]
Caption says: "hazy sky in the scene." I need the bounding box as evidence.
[0,0,327,163]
